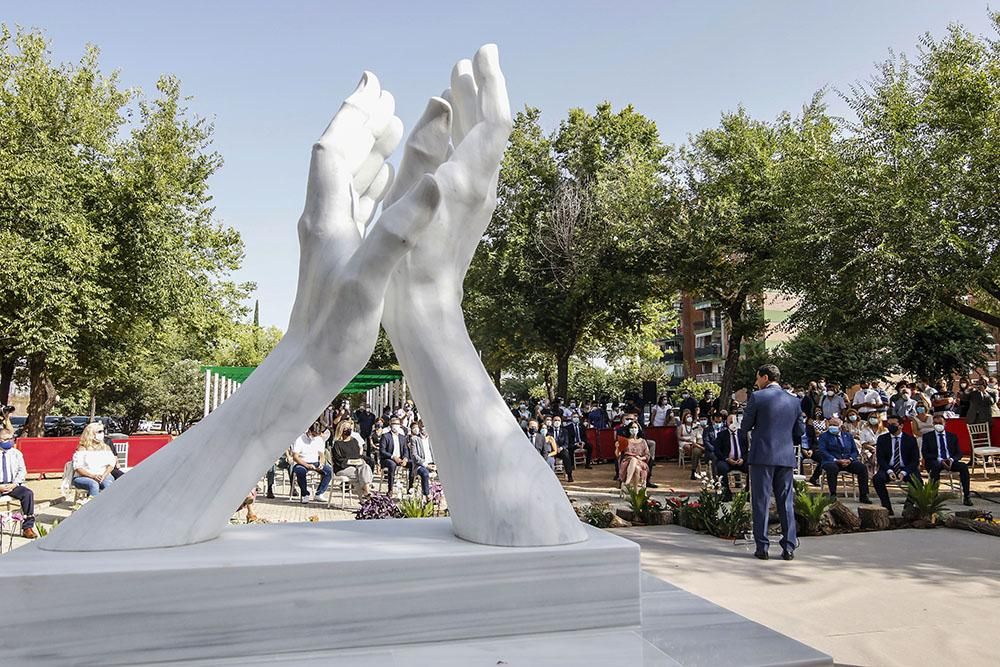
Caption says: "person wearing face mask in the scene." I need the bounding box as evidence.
[677,391,698,419]
[406,424,432,496]
[965,377,996,425]
[957,378,972,417]
[617,423,650,488]
[819,383,847,419]
[817,417,872,504]
[677,410,705,480]
[891,384,917,420]
[851,381,883,418]
[702,411,726,476]
[858,413,887,477]
[911,396,936,438]
[616,411,655,487]
[566,414,591,469]
[872,415,921,514]
[921,415,973,506]
[588,400,609,430]
[330,420,374,498]
[550,417,576,483]
[650,395,672,428]
[378,417,412,495]
[0,428,36,538]
[290,420,335,504]
[931,380,955,416]
[741,364,804,561]
[716,415,749,501]
[532,424,559,471]
[698,390,718,420]
[352,403,377,442]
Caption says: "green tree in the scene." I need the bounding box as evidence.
[668,99,837,404]
[467,104,671,397]
[0,26,248,434]
[893,312,989,383]
[776,329,896,388]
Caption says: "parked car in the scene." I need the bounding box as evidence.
[9,415,26,438]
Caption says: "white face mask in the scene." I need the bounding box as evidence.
[933,424,945,433]
[629,428,639,436]
[572,417,579,424]
[539,427,548,436]
[391,425,403,434]
[728,423,738,432]
[685,417,693,424]
[411,429,420,436]
[826,390,835,397]
[848,415,858,422]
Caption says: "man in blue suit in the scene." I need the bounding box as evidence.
[817,417,872,504]
[921,414,973,507]
[741,364,803,561]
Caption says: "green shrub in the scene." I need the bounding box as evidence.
[905,480,950,522]
[717,491,751,538]
[579,501,614,528]
[398,494,435,518]
[794,488,834,535]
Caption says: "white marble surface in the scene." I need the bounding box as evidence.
[379,45,586,547]
[133,574,832,667]
[0,519,639,664]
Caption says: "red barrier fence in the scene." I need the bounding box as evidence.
[587,426,679,462]
[16,434,174,476]
[903,416,999,457]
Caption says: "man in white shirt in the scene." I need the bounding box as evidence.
[290,421,334,503]
[0,428,36,538]
[851,381,883,417]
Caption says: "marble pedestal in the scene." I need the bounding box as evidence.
[0,519,639,665]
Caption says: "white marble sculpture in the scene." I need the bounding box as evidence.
[41,45,585,551]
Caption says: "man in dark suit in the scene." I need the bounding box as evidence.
[702,410,726,476]
[817,417,872,504]
[353,403,377,442]
[716,414,748,501]
[378,417,411,493]
[567,415,591,469]
[551,417,575,483]
[872,415,922,515]
[741,364,803,561]
[922,414,973,506]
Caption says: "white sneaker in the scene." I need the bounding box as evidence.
[301,494,312,504]
[315,493,328,503]
[80,497,91,505]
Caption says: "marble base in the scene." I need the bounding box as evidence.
[0,518,639,665]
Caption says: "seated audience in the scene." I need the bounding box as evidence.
[0,428,37,538]
[716,415,749,501]
[617,424,650,488]
[379,417,413,492]
[290,420,334,503]
[872,415,922,515]
[858,413,886,476]
[551,416,576,482]
[331,420,374,498]
[407,424,432,495]
[702,410,726,477]
[911,396,936,439]
[817,417,872,503]
[804,409,828,485]
[676,409,704,480]
[921,415,973,507]
[567,413,591,469]
[72,423,118,500]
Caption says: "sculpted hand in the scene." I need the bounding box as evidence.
[376,45,586,547]
[42,75,440,552]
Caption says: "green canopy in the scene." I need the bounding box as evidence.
[201,366,403,395]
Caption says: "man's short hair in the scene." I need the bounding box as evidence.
[0,428,12,440]
[757,364,781,383]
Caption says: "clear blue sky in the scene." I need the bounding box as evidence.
[6,1,996,328]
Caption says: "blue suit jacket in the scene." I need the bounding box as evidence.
[741,383,803,468]
[378,432,411,463]
[817,431,860,464]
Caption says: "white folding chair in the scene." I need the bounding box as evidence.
[967,423,1000,479]
[60,461,89,504]
[835,471,858,499]
[326,475,353,510]
[112,441,129,471]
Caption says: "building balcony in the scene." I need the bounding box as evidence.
[661,351,684,364]
[693,299,717,311]
[695,344,724,361]
[696,372,724,383]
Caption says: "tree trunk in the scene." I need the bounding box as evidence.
[556,351,571,400]
[0,353,14,407]
[859,505,891,530]
[829,500,862,530]
[720,323,742,410]
[89,395,97,420]
[25,353,57,437]
[490,365,502,388]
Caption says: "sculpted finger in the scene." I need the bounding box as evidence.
[450,59,478,145]
[384,97,452,207]
[353,115,403,193]
[472,44,512,129]
[349,174,441,301]
[366,89,396,136]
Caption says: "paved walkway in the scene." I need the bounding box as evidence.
[619,524,1000,667]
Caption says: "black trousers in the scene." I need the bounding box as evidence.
[928,461,971,497]
[6,484,35,528]
[821,461,869,498]
[872,467,921,510]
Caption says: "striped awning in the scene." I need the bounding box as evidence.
[201,366,402,395]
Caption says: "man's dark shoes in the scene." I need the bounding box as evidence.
[886,507,895,516]
[963,496,974,506]
[266,491,275,499]
[566,474,574,483]
[690,471,697,480]
[646,481,659,488]
[754,549,769,560]
[859,496,872,505]
[781,549,794,561]
[585,464,592,469]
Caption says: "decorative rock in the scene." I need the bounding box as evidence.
[616,508,635,523]
[858,505,891,530]
[609,513,632,528]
